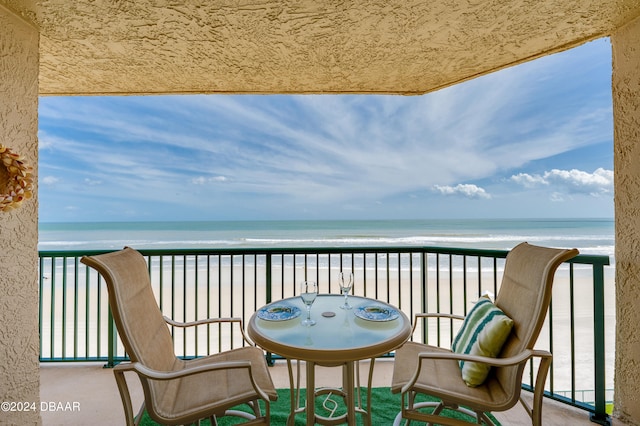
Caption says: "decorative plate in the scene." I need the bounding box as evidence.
[354,305,399,322]
[257,305,301,321]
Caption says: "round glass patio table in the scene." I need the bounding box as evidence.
[247,294,411,426]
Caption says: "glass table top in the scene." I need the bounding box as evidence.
[248,295,411,365]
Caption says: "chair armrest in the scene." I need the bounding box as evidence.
[163,316,256,346]
[402,348,550,393]
[414,313,466,320]
[163,315,241,328]
[417,348,541,367]
[411,312,466,334]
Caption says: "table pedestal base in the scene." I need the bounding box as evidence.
[285,358,375,426]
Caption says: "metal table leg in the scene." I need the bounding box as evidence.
[285,357,376,425]
[306,360,316,426]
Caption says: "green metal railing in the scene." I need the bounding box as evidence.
[38,246,612,424]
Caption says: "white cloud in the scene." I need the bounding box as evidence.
[544,168,613,195]
[510,168,613,197]
[191,176,228,185]
[550,192,565,202]
[84,178,102,186]
[433,184,491,199]
[41,176,59,185]
[510,173,548,188]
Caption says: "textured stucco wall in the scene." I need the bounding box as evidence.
[0,5,40,426]
[612,15,640,426]
[0,0,637,96]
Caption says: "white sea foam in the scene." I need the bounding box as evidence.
[38,219,615,259]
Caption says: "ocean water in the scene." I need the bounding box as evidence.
[38,218,614,259]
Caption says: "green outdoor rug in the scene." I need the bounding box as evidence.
[138,387,500,425]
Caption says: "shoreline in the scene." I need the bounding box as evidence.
[37,218,616,260]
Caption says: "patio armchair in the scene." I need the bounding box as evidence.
[81,247,277,426]
[391,242,579,426]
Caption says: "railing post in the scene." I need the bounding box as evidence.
[38,256,45,362]
[50,257,56,362]
[104,307,116,368]
[420,251,427,344]
[266,254,273,304]
[265,254,275,365]
[590,263,610,425]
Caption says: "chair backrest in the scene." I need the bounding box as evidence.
[493,242,579,393]
[81,247,178,372]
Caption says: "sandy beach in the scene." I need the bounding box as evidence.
[39,255,616,403]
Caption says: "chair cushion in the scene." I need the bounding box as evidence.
[391,341,512,411]
[451,296,514,387]
[150,346,277,421]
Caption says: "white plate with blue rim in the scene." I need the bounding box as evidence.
[354,305,399,322]
[257,305,302,321]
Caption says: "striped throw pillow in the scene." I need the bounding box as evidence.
[451,296,514,387]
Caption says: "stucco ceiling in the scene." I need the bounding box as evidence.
[4,0,640,96]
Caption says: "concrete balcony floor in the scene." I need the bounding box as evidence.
[40,360,614,425]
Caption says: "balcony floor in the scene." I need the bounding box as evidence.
[40,360,614,425]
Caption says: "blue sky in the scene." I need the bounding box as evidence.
[38,38,614,223]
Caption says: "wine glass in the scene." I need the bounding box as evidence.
[300,281,318,326]
[338,272,354,309]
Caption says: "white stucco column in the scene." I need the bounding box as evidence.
[0,5,40,425]
[612,15,640,425]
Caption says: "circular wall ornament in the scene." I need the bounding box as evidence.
[0,144,34,212]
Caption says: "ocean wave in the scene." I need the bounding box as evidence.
[39,236,615,258]
[241,235,614,256]
[38,219,615,259]
[38,238,248,250]
[244,234,612,244]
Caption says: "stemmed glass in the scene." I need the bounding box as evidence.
[338,272,354,310]
[300,281,318,326]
